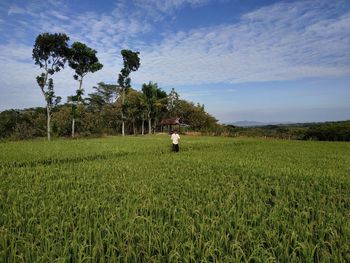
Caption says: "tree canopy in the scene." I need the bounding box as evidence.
[33,33,70,74]
[68,42,103,81]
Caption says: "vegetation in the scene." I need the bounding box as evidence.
[226,121,350,141]
[142,82,167,134]
[1,107,348,141]
[67,41,103,138]
[0,88,218,140]
[0,136,349,261]
[118,49,141,136]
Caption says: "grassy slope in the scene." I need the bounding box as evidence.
[0,136,349,262]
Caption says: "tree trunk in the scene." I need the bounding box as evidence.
[147,111,152,134]
[148,118,152,134]
[153,119,157,134]
[42,70,50,141]
[72,118,75,138]
[122,89,125,136]
[141,119,145,135]
[47,105,51,141]
[75,77,83,138]
[133,120,136,135]
[79,78,83,91]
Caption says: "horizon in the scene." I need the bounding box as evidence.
[226,119,350,126]
[0,0,349,123]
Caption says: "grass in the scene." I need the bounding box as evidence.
[0,135,349,262]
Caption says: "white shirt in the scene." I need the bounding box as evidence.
[171,133,180,144]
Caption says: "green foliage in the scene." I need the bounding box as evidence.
[175,100,218,131]
[86,82,118,109]
[139,82,167,133]
[47,78,62,106]
[302,122,350,141]
[167,88,180,116]
[0,110,18,138]
[68,42,103,79]
[142,82,167,116]
[226,121,350,141]
[0,108,46,140]
[67,88,85,117]
[118,49,140,90]
[52,105,72,136]
[32,32,70,73]
[2,105,348,140]
[0,136,349,261]
[120,50,141,74]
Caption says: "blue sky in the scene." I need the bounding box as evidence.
[0,0,349,123]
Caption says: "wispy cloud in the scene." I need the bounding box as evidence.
[6,0,67,17]
[134,0,211,15]
[50,10,70,21]
[133,0,350,85]
[0,0,349,112]
[7,5,27,15]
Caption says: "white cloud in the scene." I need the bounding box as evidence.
[49,10,70,21]
[132,0,350,85]
[134,0,211,13]
[1,0,350,111]
[7,5,27,15]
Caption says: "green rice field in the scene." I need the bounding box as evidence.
[0,136,349,262]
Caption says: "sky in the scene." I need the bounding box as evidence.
[0,0,349,123]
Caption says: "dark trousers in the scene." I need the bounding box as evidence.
[172,144,179,152]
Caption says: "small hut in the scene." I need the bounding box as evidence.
[160,118,181,133]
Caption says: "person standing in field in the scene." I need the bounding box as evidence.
[171,130,180,152]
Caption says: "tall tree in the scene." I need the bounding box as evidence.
[68,42,103,137]
[139,94,148,135]
[153,89,168,132]
[118,49,140,136]
[67,88,84,138]
[142,82,167,134]
[86,82,118,110]
[86,82,119,134]
[142,82,157,134]
[167,88,180,117]
[124,89,143,135]
[32,32,69,141]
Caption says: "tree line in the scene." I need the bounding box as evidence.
[0,32,219,140]
[224,121,350,141]
[0,85,219,139]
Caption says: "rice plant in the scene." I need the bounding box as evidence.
[0,136,349,262]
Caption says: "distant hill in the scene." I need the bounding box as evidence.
[224,120,350,141]
[230,121,290,127]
